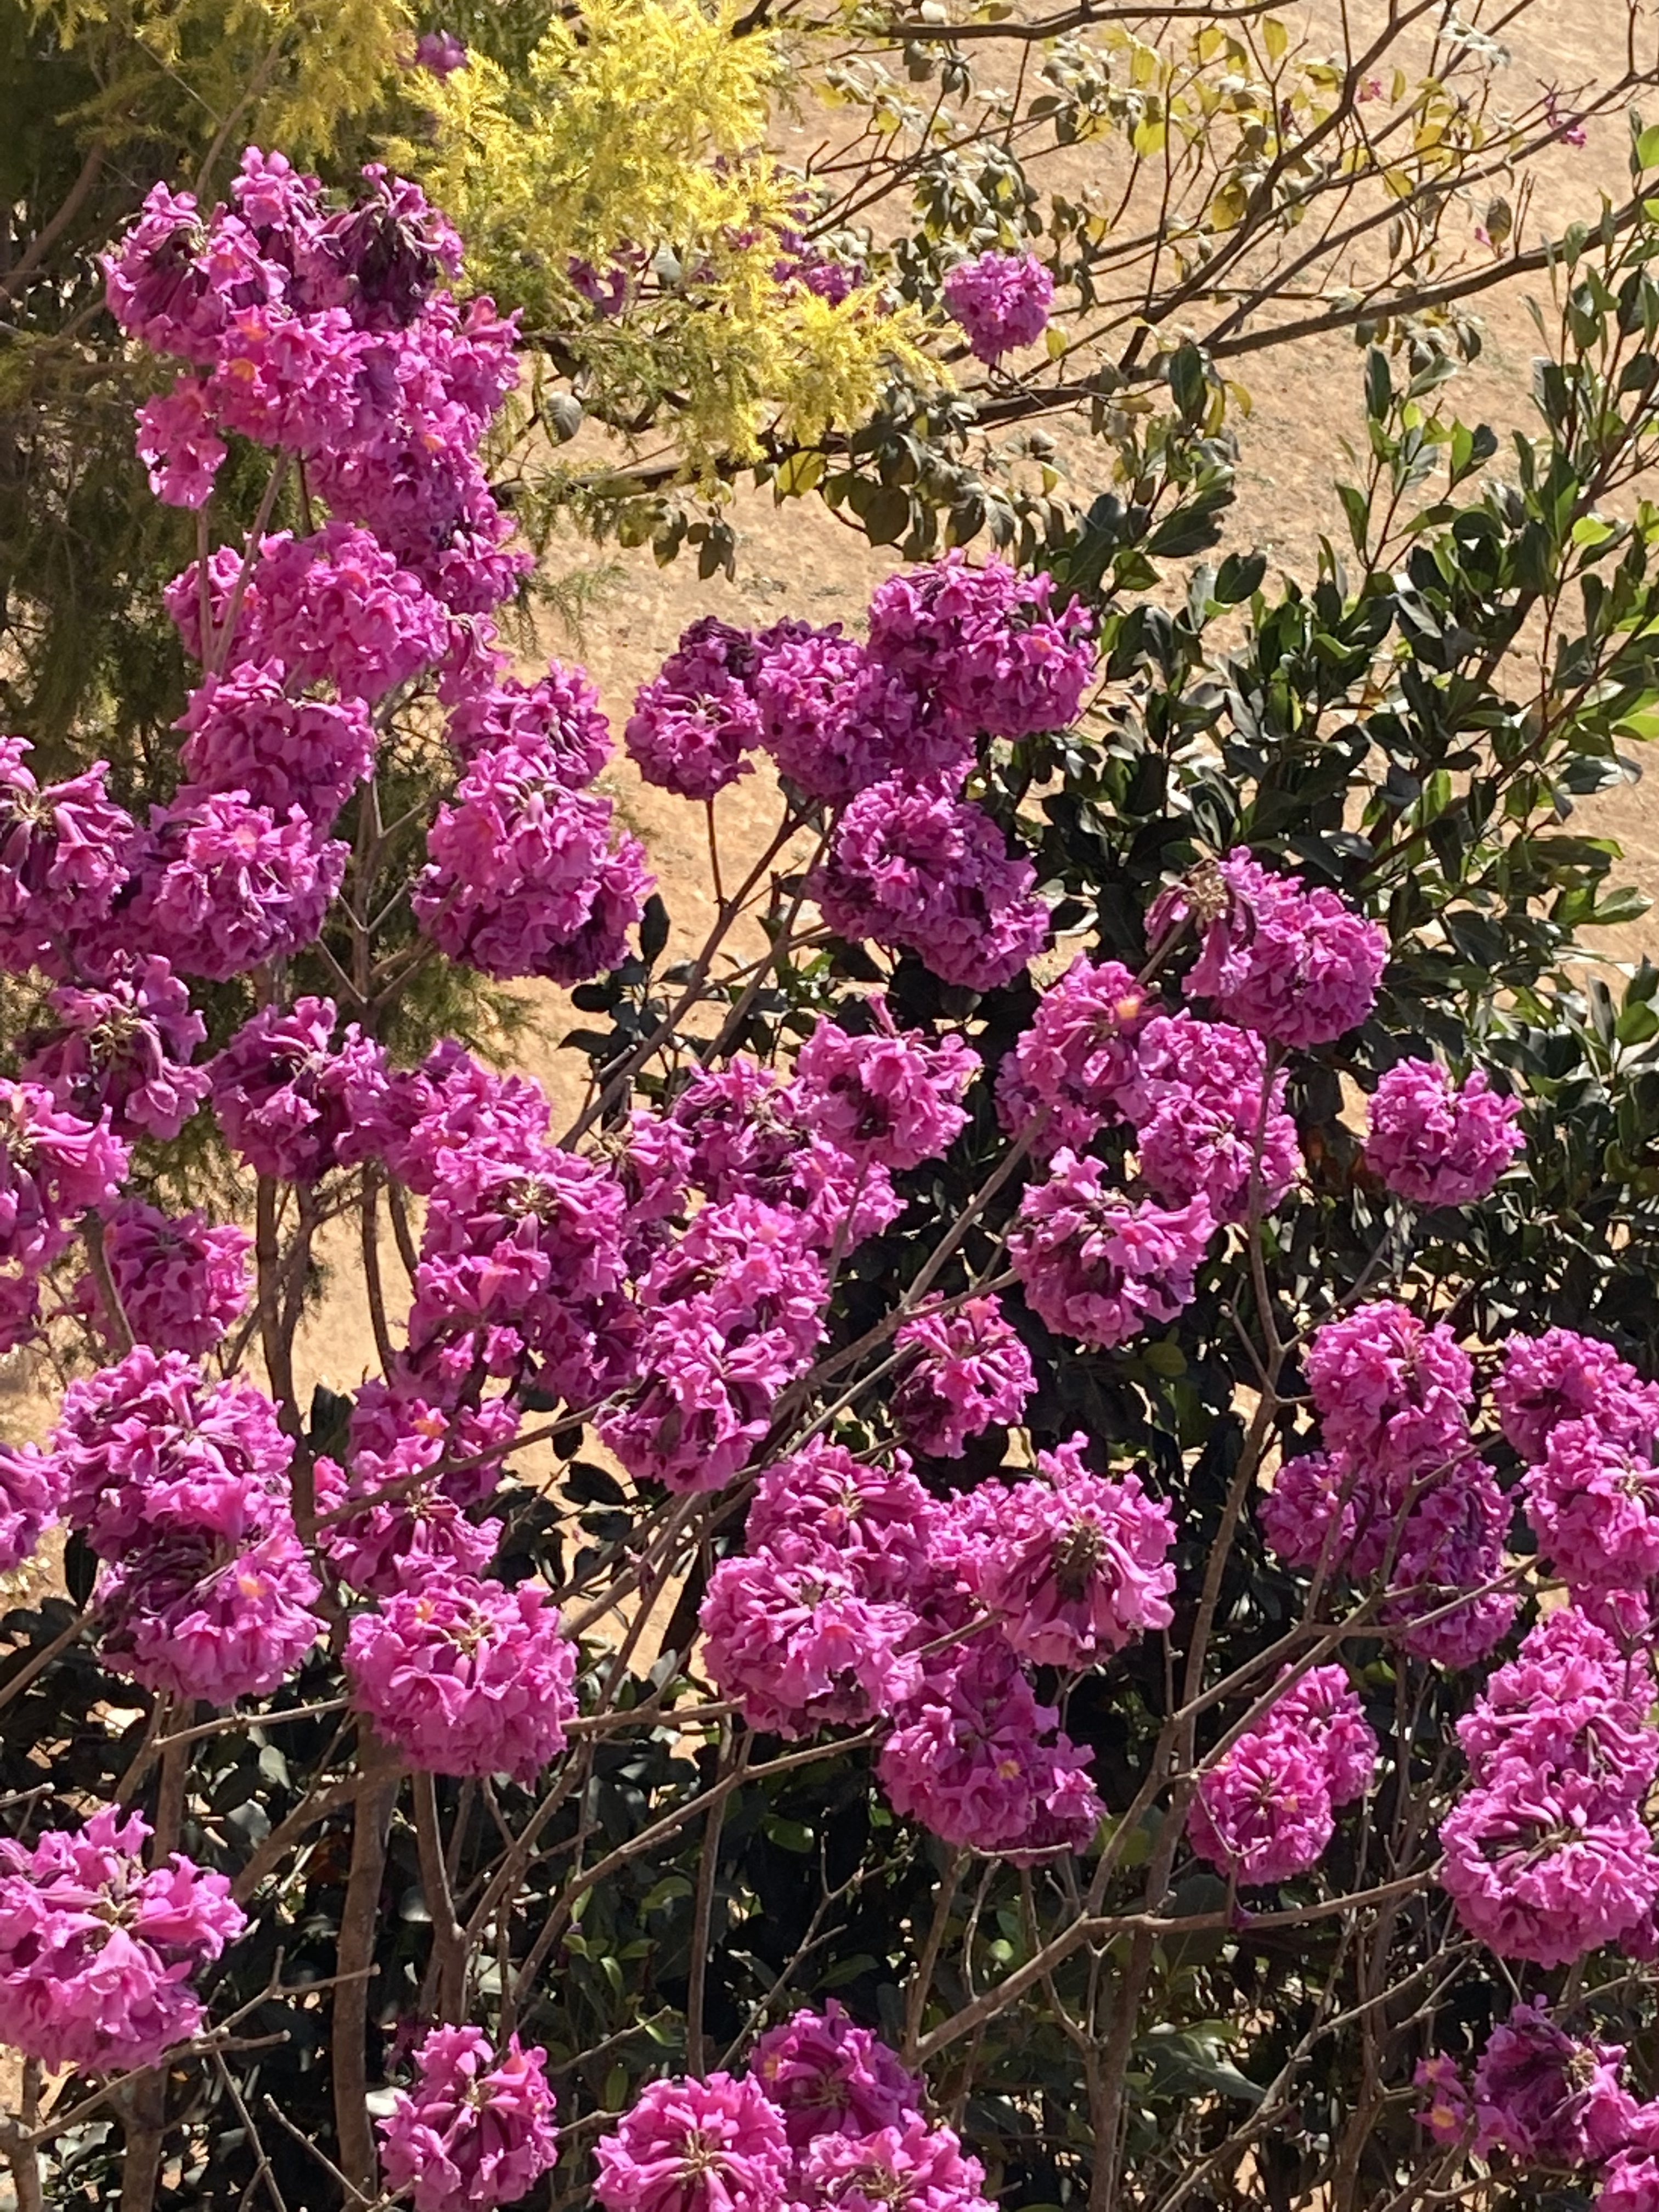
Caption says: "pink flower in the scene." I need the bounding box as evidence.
[1440,1760,1659,1966]
[743,1440,935,1602]
[211,996,386,1181]
[1188,1725,1335,1884]
[753,628,969,803]
[1010,1148,1213,1348]
[1364,1059,1522,1206]
[1152,850,1386,1049]
[446,660,612,786]
[1128,1013,1302,1223]
[379,2024,558,2212]
[701,1549,922,1737]
[794,998,979,1171]
[878,1641,1102,1857]
[865,553,1093,742]
[942,251,1055,364]
[1414,2055,1471,2147]
[797,2114,993,2212]
[994,957,1155,1155]
[0,1441,64,1573]
[748,2002,923,2148]
[0,738,139,974]
[53,1345,292,1556]
[593,2072,791,2212]
[135,375,226,507]
[1494,1329,1659,1462]
[625,617,765,800]
[0,1079,129,1271]
[0,1805,244,2074]
[1458,1607,1658,1801]
[1385,1464,1516,1668]
[1601,2154,1659,2212]
[980,1435,1177,1667]
[812,777,1050,994]
[178,659,376,826]
[1303,1301,1471,1476]
[1523,1417,1659,1594]
[414,740,651,984]
[99,1525,320,1705]
[88,1198,251,1356]
[346,1572,577,1782]
[1472,2000,1636,2165]
[22,954,209,1142]
[1258,1451,1363,1573]
[891,1296,1035,1459]
[412,29,469,76]
[130,790,346,982]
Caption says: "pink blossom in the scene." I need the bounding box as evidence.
[980,1435,1177,1667]
[753,627,969,802]
[813,776,1050,993]
[1188,1725,1335,1884]
[1602,2154,1659,2212]
[878,1642,1103,1857]
[1364,1059,1522,1206]
[1415,2055,1471,2147]
[412,30,469,76]
[625,616,765,799]
[743,1440,935,1602]
[1440,1760,1659,1966]
[178,659,376,825]
[994,957,1154,1154]
[0,737,139,974]
[1494,1328,1659,1462]
[22,954,209,1142]
[798,2114,993,2212]
[1152,850,1386,1049]
[749,2002,923,2148]
[1128,1013,1302,1222]
[346,1572,577,1782]
[1523,1417,1659,1594]
[53,1346,292,1556]
[942,251,1055,364]
[592,2072,791,2212]
[415,740,650,984]
[1472,2000,1636,2165]
[1010,1148,1213,1348]
[211,996,384,1181]
[0,1441,64,1573]
[446,660,612,786]
[0,1080,129,1271]
[1303,1301,1471,1476]
[135,374,226,506]
[100,1525,320,1705]
[701,1549,922,1737]
[0,1805,244,2074]
[1258,1451,1364,1573]
[1386,1464,1516,1668]
[380,2024,558,2212]
[794,998,979,1171]
[131,790,346,981]
[891,1296,1035,1459]
[865,553,1093,741]
[88,1198,251,1356]
[1458,1607,1658,1801]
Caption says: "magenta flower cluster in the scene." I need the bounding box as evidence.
[1364,1058,1522,1205]
[0,1805,244,2074]
[380,2023,559,2212]
[703,1430,1175,1855]
[594,2006,990,2212]
[941,250,1056,363]
[1189,1666,1376,1883]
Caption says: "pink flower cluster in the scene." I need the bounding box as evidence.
[52,1346,319,1705]
[346,1572,577,1782]
[380,2023,558,2212]
[1010,1148,1213,1350]
[704,1430,1176,1856]
[942,250,1056,364]
[1261,1302,1515,1667]
[0,1076,129,1345]
[0,1805,244,2073]
[594,2007,990,2212]
[83,1196,251,1355]
[317,1383,517,1596]
[1442,1608,1659,1964]
[1189,1666,1376,1883]
[1364,1058,1523,1206]
[1152,850,1387,1048]
[891,1296,1035,1459]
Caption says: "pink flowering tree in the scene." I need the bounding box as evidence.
[8,146,1659,2212]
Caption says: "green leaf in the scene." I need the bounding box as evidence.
[1636,122,1659,172]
